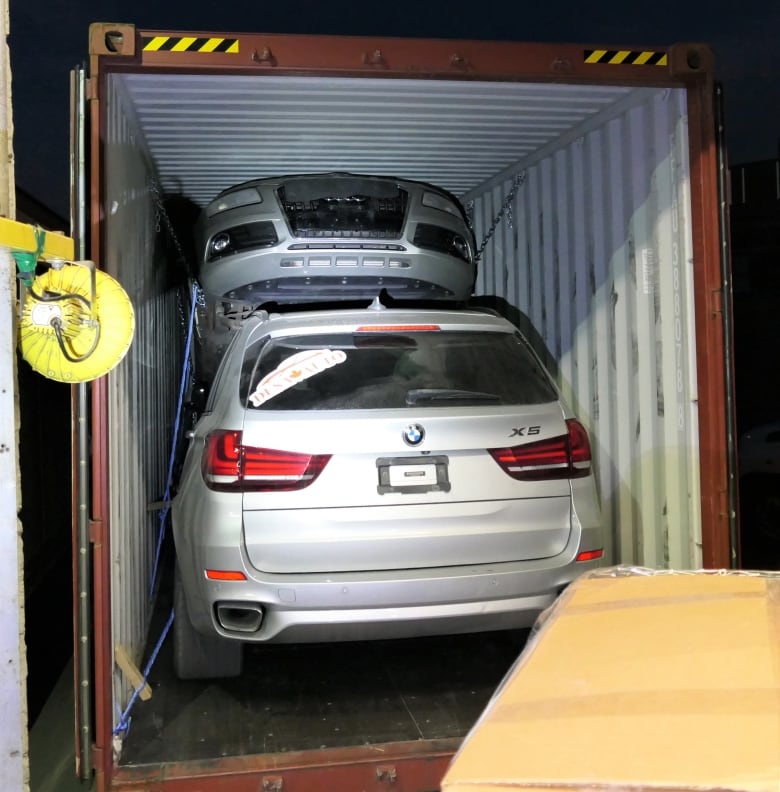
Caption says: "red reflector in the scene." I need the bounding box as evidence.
[205,569,247,581]
[576,549,604,563]
[355,324,441,332]
[202,430,331,492]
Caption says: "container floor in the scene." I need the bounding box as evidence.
[118,554,529,766]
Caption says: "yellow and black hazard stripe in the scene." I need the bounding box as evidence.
[584,49,667,66]
[142,36,239,54]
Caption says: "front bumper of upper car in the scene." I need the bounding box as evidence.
[197,243,477,304]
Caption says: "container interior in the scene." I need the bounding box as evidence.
[100,68,701,755]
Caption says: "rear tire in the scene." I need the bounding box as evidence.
[173,562,243,680]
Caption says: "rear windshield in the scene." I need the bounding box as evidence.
[240,330,557,410]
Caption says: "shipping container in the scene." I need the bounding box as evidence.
[73,23,735,791]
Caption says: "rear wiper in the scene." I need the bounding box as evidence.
[405,388,500,405]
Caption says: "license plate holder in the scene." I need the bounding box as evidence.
[376,455,450,494]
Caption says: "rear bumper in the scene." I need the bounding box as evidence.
[172,464,603,644]
[175,541,603,644]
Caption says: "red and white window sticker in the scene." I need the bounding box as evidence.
[249,349,347,407]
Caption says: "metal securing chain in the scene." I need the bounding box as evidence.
[468,171,526,263]
[174,278,206,336]
[148,179,206,332]
[149,179,186,263]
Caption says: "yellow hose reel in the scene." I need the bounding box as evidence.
[18,260,135,383]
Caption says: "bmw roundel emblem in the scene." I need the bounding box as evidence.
[403,424,425,446]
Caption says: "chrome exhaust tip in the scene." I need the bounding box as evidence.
[216,602,264,633]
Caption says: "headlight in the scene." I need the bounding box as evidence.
[211,233,231,255]
[206,187,263,217]
[413,223,473,264]
[422,190,462,218]
[451,235,470,262]
[206,222,279,262]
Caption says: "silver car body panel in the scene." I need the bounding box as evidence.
[240,407,572,573]
[243,499,572,574]
[196,172,477,305]
[172,304,603,644]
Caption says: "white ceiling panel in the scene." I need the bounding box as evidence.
[117,72,635,206]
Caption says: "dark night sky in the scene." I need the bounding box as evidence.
[8,0,780,220]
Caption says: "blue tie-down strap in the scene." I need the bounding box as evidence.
[149,281,199,599]
[112,607,175,750]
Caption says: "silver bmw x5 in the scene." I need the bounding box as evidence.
[171,301,603,679]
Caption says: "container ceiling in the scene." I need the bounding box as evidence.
[117,73,637,207]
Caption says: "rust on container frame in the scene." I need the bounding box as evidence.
[109,739,456,791]
[88,22,712,85]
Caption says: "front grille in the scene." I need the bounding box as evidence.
[280,193,408,239]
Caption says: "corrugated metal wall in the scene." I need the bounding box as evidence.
[468,87,702,568]
[120,72,634,209]
[103,75,184,714]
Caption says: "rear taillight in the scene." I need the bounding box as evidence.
[202,430,331,492]
[488,419,592,481]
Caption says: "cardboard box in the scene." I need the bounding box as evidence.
[441,567,780,792]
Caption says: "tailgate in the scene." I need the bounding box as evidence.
[241,407,573,573]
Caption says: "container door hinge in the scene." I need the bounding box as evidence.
[376,765,398,783]
[88,519,102,544]
[711,288,724,316]
[88,23,137,58]
[90,743,103,774]
[719,486,730,519]
[85,76,99,102]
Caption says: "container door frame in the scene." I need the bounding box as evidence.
[69,63,94,784]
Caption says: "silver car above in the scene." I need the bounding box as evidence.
[171,301,603,679]
[195,172,477,306]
